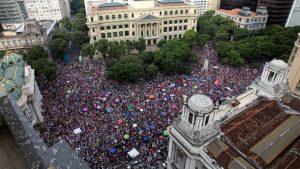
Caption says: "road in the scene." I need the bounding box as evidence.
[68,42,81,63]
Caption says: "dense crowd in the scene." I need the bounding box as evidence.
[39,43,262,168]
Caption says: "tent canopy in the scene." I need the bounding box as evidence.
[73,128,82,134]
[128,148,139,158]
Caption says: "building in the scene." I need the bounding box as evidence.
[0,19,56,51]
[184,0,220,16]
[215,6,268,30]
[0,0,28,23]
[0,52,43,126]
[85,0,198,45]
[288,33,300,96]
[286,0,300,27]
[220,0,259,11]
[24,0,70,21]
[167,56,300,168]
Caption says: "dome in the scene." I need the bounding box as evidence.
[268,59,289,71]
[188,94,214,114]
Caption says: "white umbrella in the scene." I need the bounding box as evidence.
[133,124,137,128]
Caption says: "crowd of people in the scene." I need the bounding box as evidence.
[39,42,262,168]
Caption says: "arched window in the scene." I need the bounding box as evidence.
[105,15,109,20]
[180,10,183,14]
[124,14,128,18]
[205,115,210,125]
[112,14,116,19]
[164,11,168,15]
[188,113,193,124]
[170,10,173,15]
[118,14,122,19]
[99,15,103,20]
[185,9,188,14]
[175,10,178,14]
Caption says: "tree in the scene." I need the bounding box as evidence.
[72,17,88,32]
[108,61,144,82]
[139,51,154,64]
[227,50,244,66]
[183,30,197,46]
[59,17,72,30]
[108,41,126,59]
[125,41,134,54]
[50,38,68,60]
[81,43,95,59]
[146,64,159,77]
[215,41,234,58]
[134,38,146,53]
[196,34,209,47]
[0,115,5,128]
[71,0,85,14]
[157,40,167,47]
[71,31,89,45]
[233,28,250,40]
[0,50,6,58]
[95,39,109,57]
[52,31,68,41]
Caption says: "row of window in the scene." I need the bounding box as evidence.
[163,34,184,40]
[92,9,193,21]
[163,19,188,25]
[164,25,188,32]
[0,38,43,47]
[98,31,130,39]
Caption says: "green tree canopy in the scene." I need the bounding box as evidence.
[183,30,197,46]
[0,50,6,58]
[108,60,144,83]
[134,38,146,53]
[50,38,68,60]
[59,17,72,30]
[139,51,154,64]
[71,31,89,45]
[146,64,159,77]
[81,43,95,58]
[108,41,126,59]
[95,39,109,56]
[52,31,68,41]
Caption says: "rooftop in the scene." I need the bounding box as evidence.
[217,8,257,17]
[207,100,300,168]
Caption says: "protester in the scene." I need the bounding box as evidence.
[40,42,262,168]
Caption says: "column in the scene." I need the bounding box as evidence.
[271,73,277,84]
[184,156,191,169]
[189,158,196,169]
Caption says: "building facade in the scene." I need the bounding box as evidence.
[220,0,259,11]
[288,33,300,96]
[215,6,268,30]
[24,0,70,21]
[85,0,198,45]
[0,52,43,126]
[286,0,300,27]
[167,55,300,168]
[184,0,220,16]
[0,0,28,23]
[0,19,56,51]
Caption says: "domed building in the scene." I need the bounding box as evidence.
[167,94,220,169]
[251,59,290,98]
[0,52,43,126]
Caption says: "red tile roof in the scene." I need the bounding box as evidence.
[217,8,256,17]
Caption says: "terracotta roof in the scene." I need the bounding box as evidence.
[91,6,128,12]
[217,8,256,17]
[207,100,300,168]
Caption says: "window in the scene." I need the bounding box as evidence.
[268,71,275,81]
[164,11,168,15]
[179,34,182,38]
[131,13,134,18]
[164,21,167,24]
[99,16,103,20]
[118,14,122,19]
[169,35,172,40]
[93,36,96,41]
[119,31,123,37]
[119,25,123,29]
[205,115,210,126]
[90,17,93,21]
[169,27,172,31]
[107,32,112,38]
[112,14,116,19]
[194,9,196,14]
[184,19,187,23]
[132,24,134,28]
[174,35,177,39]
[179,20,183,23]
[125,31,129,36]
[174,26,177,31]
[174,20,178,24]
[106,26,111,30]
[164,36,167,40]
[92,28,95,32]
[179,26,182,31]
[175,10,178,15]
[105,15,109,19]
[170,10,173,15]
[184,25,187,30]
[132,32,135,36]
[180,10,183,14]
[113,25,117,29]
[113,32,117,37]
[185,9,188,14]
[101,33,106,38]
[160,11,162,15]
[188,113,193,124]
[100,27,105,30]
[164,27,167,32]
[169,20,172,24]
[125,24,129,28]
[124,14,128,18]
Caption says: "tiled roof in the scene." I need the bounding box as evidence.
[217,8,257,17]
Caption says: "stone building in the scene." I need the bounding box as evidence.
[184,0,220,16]
[0,52,43,126]
[288,33,300,96]
[215,6,268,30]
[24,0,71,21]
[0,19,56,51]
[167,47,300,168]
[85,0,198,45]
[0,0,28,23]
[286,0,300,27]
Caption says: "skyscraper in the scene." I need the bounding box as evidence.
[220,0,259,11]
[0,0,28,23]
